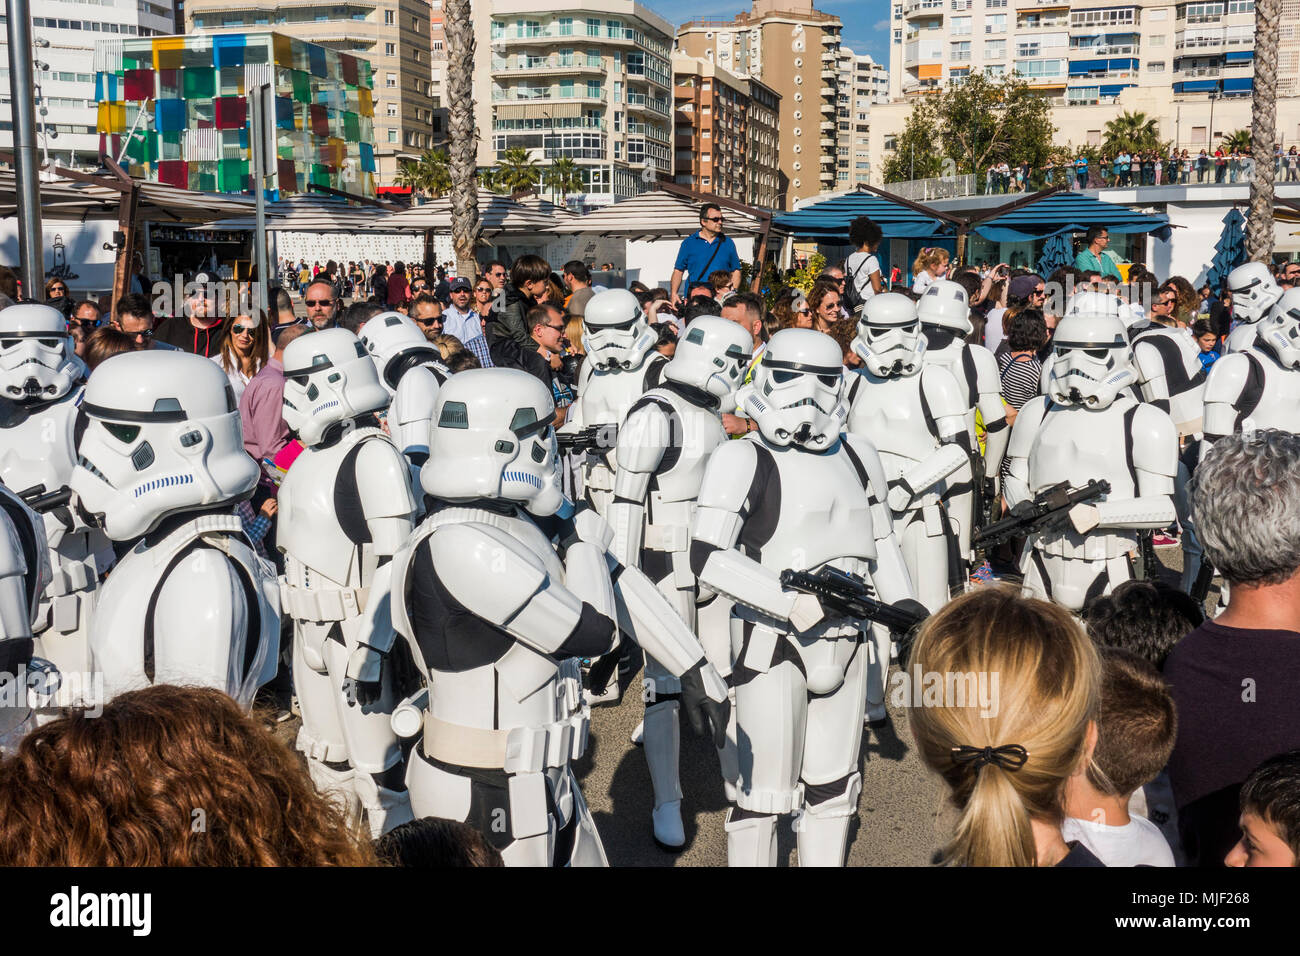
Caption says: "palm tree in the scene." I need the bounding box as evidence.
[497,147,542,193]
[477,166,510,195]
[394,149,452,198]
[1223,129,1251,153]
[1248,0,1280,261]
[542,157,584,204]
[1102,111,1162,154]
[445,0,481,281]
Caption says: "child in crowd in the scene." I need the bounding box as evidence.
[1225,751,1300,867]
[1192,319,1221,373]
[1063,648,1178,866]
[911,247,950,296]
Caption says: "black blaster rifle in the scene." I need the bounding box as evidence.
[973,479,1111,551]
[554,423,618,455]
[16,484,74,515]
[780,566,929,639]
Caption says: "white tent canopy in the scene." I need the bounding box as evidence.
[547,190,769,241]
[15,170,257,223]
[370,188,556,235]
[195,192,397,233]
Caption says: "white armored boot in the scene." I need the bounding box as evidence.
[794,783,861,868]
[354,772,415,838]
[643,698,685,849]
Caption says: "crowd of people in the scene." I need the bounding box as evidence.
[0,200,1298,871]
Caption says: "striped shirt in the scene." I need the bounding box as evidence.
[998,351,1042,411]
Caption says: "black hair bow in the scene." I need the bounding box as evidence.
[950,744,1029,772]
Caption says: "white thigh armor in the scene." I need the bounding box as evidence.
[88,514,280,708]
[562,353,667,516]
[0,392,113,675]
[1131,326,1207,438]
[1004,395,1179,611]
[389,364,442,474]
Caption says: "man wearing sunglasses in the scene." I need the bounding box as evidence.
[669,203,742,309]
[154,273,224,357]
[301,278,340,331]
[440,279,493,368]
[112,294,172,351]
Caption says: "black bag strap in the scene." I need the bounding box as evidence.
[335,435,379,546]
[694,235,726,284]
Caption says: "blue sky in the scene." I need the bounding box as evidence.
[654,0,893,66]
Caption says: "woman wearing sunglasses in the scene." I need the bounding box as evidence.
[214,311,271,405]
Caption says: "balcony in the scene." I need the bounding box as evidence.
[491,56,604,76]
[903,0,946,18]
[1016,0,1069,6]
[491,87,604,103]
[626,91,671,117]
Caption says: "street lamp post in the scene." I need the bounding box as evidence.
[6,0,44,297]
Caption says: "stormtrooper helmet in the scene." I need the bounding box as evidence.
[0,303,87,404]
[663,315,753,406]
[737,328,846,450]
[852,292,925,378]
[915,279,972,335]
[70,351,258,541]
[1255,288,1300,369]
[358,311,449,395]
[281,329,391,447]
[0,483,53,636]
[1227,261,1284,324]
[582,289,657,372]
[422,368,566,516]
[1044,313,1136,409]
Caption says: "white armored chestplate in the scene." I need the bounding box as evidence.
[578,361,660,491]
[1027,399,1141,560]
[643,388,728,506]
[922,339,979,434]
[845,371,943,491]
[1133,327,1206,432]
[1226,323,1258,354]
[755,441,878,577]
[89,515,280,707]
[278,429,383,587]
[0,395,85,543]
[393,506,574,734]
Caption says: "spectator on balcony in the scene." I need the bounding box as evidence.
[1196,149,1210,183]
[1214,147,1228,184]
[1288,146,1299,183]
[1075,153,1089,190]
[1154,154,1164,185]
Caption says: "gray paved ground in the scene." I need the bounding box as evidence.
[269,546,1208,866]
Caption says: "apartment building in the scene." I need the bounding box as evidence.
[428,0,447,148]
[888,0,1299,106]
[837,48,890,187]
[184,0,438,184]
[470,0,674,208]
[677,0,844,209]
[672,53,781,208]
[1,0,175,170]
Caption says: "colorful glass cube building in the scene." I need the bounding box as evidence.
[93,32,376,198]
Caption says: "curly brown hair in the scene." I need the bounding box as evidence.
[0,685,376,866]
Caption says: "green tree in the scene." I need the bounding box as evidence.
[542,156,584,203]
[1102,111,1163,154]
[496,147,542,193]
[882,96,946,183]
[1223,128,1251,153]
[394,148,452,197]
[786,253,827,293]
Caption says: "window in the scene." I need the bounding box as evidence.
[386,73,396,88]
[613,81,622,102]
[386,103,398,116]
[614,141,622,159]
[986,0,1006,6]
[1226,0,1253,11]
[985,38,1006,58]
[951,41,972,61]
[412,15,420,29]
[986,14,1006,33]
[984,63,1006,76]
[586,17,601,36]
[952,15,972,34]
[384,10,394,25]
[588,80,602,98]
[388,129,398,143]
[613,111,621,131]
[702,129,710,138]
[559,79,574,97]
[587,49,601,68]
[559,16,573,35]
[1150,35,1165,45]
[385,42,395,56]
[1147,61,1165,72]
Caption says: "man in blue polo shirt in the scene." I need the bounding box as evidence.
[670,203,742,307]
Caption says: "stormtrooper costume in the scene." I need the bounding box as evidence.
[1003,312,1179,612]
[1203,288,1300,452]
[277,329,418,837]
[358,311,449,476]
[915,280,1009,565]
[388,368,730,866]
[70,351,280,707]
[845,294,973,613]
[605,316,753,848]
[1224,261,1284,354]
[0,482,53,752]
[1075,290,1206,591]
[0,304,111,683]
[691,328,919,867]
[562,289,668,516]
